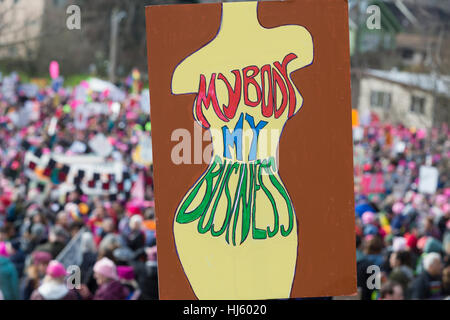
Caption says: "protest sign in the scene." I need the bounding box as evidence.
[418,166,438,194]
[353,126,364,142]
[49,61,60,80]
[361,173,385,195]
[395,141,406,154]
[56,227,86,268]
[132,135,153,166]
[69,141,87,154]
[25,151,128,196]
[85,102,109,115]
[352,109,359,127]
[146,0,355,299]
[74,104,89,130]
[89,133,113,157]
[140,89,151,114]
[87,77,126,102]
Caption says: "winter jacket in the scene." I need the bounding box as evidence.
[30,281,79,300]
[93,280,129,300]
[0,256,20,300]
[409,271,442,300]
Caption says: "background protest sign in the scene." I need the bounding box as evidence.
[146,0,355,299]
[89,133,113,157]
[132,135,153,166]
[56,227,86,268]
[418,165,439,194]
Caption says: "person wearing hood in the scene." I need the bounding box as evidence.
[21,251,52,300]
[92,257,129,300]
[30,260,78,300]
[0,242,20,300]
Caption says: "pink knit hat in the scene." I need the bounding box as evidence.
[32,251,52,264]
[93,257,118,280]
[362,211,376,225]
[392,202,404,215]
[117,266,135,281]
[46,260,68,278]
[0,242,10,257]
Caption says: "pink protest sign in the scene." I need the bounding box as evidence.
[49,61,59,80]
[361,173,385,195]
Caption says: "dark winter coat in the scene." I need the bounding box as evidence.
[93,280,129,300]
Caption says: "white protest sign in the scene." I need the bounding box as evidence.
[56,227,86,268]
[418,166,438,194]
[89,133,113,157]
[140,135,153,163]
[19,83,39,98]
[74,104,89,130]
[352,126,364,142]
[85,102,108,115]
[69,141,87,154]
[48,117,58,136]
[140,89,151,114]
[395,141,406,154]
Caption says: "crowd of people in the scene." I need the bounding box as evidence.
[0,71,158,300]
[0,69,449,300]
[353,121,449,300]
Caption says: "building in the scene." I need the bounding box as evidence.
[356,69,450,128]
[349,0,450,71]
[0,0,46,59]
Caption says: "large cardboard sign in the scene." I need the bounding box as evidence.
[146,0,356,299]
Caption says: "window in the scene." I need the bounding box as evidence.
[370,90,391,109]
[410,96,426,114]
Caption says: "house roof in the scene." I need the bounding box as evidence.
[364,69,450,97]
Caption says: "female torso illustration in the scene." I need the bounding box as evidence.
[171,1,313,299]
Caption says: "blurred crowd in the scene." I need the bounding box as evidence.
[0,69,449,300]
[0,71,158,300]
[353,121,449,300]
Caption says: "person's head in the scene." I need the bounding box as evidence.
[49,225,70,244]
[390,250,411,269]
[442,266,450,288]
[423,216,435,232]
[32,251,53,277]
[93,207,106,219]
[44,260,67,283]
[364,235,384,255]
[80,231,96,254]
[144,207,155,220]
[68,221,84,237]
[102,218,115,234]
[93,257,118,285]
[423,252,442,277]
[129,214,143,231]
[30,223,47,242]
[0,226,8,242]
[68,190,80,203]
[380,281,404,300]
[56,211,69,228]
[32,212,47,225]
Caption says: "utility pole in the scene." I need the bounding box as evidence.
[352,0,364,111]
[108,8,126,83]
